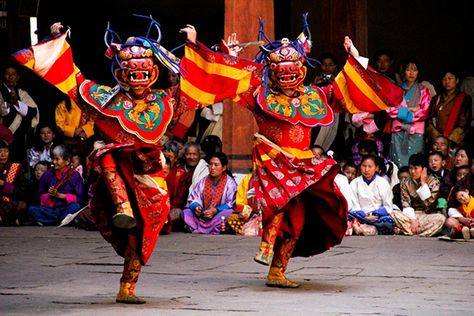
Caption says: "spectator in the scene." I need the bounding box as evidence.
[55,96,96,158]
[392,166,410,211]
[227,172,260,235]
[453,147,471,169]
[341,160,357,183]
[24,160,51,207]
[427,150,452,208]
[387,58,431,168]
[372,49,397,82]
[0,140,28,225]
[431,135,454,170]
[0,63,39,164]
[28,144,84,226]
[357,139,398,187]
[391,153,445,236]
[168,141,202,230]
[26,123,57,173]
[311,53,350,160]
[426,68,472,148]
[182,152,237,234]
[348,155,396,235]
[444,186,474,241]
[161,140,185,233]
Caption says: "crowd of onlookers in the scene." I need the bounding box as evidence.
[1,47,474,241]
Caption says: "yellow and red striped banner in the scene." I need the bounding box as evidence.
[334,55,403,113]
[179,41,263,109]
[13,32,83,104]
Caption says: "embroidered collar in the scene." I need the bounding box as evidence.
[255,84,334,127]
[80,80,174,144]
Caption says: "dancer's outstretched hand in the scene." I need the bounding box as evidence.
[221,33,242,56]
[50,22,64,36]
[180,24,197,44]
[343,36,359,58]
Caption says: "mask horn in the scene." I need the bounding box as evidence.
[258,17,272,54]
[302,12,311,43]
[104,21,122,48]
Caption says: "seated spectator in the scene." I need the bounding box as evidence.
[24,160,51,207]
[55,96,96,159]
[431,135,455,170]
[341,160,357,183]
[161,140,185,234]
[444,186,474,241]
[348,155,395,235]
[392,166,410,210]
[182,152,237,234]
[357,139,398,187]
[188,135,223,194]
[227,172,261,235]
[453,147,471,170]
[454,165,470,183]
[71,152,84,179]
[310,144,325,159]
[0,140,28,225]
[28,144,84,226]
[427,150,453,212]
[26,123,58,173]
[168,141,202,231]
[391,153,445,236]
[447,156,474,213]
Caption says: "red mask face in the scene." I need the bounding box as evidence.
[266,39,307,90]
[112,42,159,98]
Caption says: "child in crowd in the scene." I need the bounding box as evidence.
[26,160,51,207]
[444,187,474,240]
[71,153,83,178]
[392,166,409,211]
[427,150,452,212]
[341,160,357,183]
[348,154,395,235]
[28,144,84,226]
[454,165,470,183]
[310,144,325,159]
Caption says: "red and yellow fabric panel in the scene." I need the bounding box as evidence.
[13,32,84,104]
[334,55,404,113]
[179,41,263,109]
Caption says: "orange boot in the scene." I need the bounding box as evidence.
[116,248,145,304]
[265,238,299,288]
[116,282,145,304]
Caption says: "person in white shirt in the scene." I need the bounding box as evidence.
[349,154,396,235]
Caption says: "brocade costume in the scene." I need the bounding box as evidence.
[180,16,404,287]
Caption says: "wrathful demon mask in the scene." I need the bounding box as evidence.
[104,14,181,98]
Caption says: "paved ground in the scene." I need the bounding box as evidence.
[1,227,473,315]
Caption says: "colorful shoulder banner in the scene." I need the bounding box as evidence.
[13,32,84,104]
[334,55,404,113]
[179,41,263,109]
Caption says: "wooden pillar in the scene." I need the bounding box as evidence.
[223,0,274,173]
[321,0,368,65]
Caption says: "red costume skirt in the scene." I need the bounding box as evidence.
[252,134,348,257]
[88,143,170,264]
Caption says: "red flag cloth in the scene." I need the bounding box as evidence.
[334,55,404,113]
[179,41,263,110]
[13,32,84,105]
